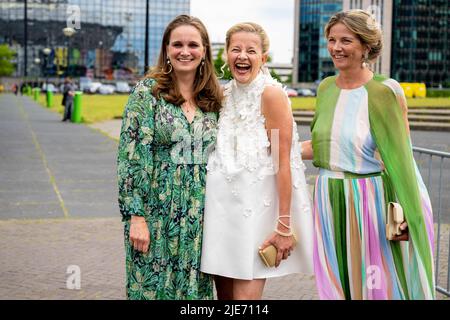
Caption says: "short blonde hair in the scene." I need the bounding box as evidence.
[225,22,270,54]
[325,9,383,61]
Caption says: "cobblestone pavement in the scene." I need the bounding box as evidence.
[1,217,448,300]
[0,217,318,300]
[1,96,449,300]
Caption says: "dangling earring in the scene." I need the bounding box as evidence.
[163,58,173,74]
[219,62,228,79]
[362,52,369,69]
[199,58,205,76]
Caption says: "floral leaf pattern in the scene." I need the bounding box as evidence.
[117,78,217,300]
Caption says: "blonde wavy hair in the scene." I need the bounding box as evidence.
[225,22,270,54]
[325,9,383,62]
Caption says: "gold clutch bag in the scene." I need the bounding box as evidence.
[259,245,277,267]
[258,234,297,268]
[386,202,405,240]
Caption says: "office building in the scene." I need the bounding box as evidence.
[390,0,449,86]
[293,0,449,87]
[0,0,190,79]
[293,0,342,84]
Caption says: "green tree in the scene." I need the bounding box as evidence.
[213,47,232,80]
[265,55,283,83]
[284,73,293,85]
[0,44,16,76]
[270,69,282,83]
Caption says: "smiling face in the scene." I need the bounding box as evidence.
[166,25,205,76]
[327,22,367,72]
[227,31,267,84]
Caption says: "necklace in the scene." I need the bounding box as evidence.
[182,101,195,114]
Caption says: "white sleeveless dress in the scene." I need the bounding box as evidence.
[200,71,313,280]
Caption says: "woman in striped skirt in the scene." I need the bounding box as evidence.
[309,10,435,299]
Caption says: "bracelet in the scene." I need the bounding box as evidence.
[277,215,292,229]
[274,228,294,237]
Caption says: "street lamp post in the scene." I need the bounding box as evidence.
[144,0,149,74]
[34,57,41,86]
[62,27,76,76]
[98,41,103,79]
[43,47,51,91]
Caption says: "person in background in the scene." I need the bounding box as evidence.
[61,77,75,122]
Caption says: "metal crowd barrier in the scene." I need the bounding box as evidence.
[413,146,450,297]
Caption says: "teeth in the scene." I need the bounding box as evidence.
[236,63,249,67]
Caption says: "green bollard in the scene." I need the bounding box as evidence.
[33,88,40,101]
[27,86,32,96]
[72,91,82,123]
[46,90,53,108]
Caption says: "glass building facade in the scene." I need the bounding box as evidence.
[391,0,449,86]
[296,0,342,82]
[0,0,190,79]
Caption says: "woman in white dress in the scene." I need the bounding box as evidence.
[201,22,313,300]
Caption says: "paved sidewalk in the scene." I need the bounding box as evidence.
[0,94,448,300]
[0,94,317,300]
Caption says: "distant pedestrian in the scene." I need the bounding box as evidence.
[62,77,75,122]
[12,83,18,95]
[309,9,435,299]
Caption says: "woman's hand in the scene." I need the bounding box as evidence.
[392,221,409,241]
[260,232,296,268]
[129,215,150,253]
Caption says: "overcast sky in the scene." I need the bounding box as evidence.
[191,0,295,64]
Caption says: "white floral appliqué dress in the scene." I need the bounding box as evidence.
[200,72,313,280]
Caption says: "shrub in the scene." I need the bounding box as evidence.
[427,89,450,98]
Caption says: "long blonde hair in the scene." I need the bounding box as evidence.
[146,15,222,113]
[325,9,383,62]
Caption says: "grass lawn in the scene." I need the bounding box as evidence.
[35,93,450,122]
[291,97,450,110]
[37,93,129,123]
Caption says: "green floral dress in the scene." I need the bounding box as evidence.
[117,78,217,300]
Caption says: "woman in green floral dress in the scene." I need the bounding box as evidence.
[117,15,223,300]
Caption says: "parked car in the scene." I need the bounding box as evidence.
[42,83,58,93]
[98,84,116,94]
[286,88,298,97]
[79,77,93,93]
[88,82,102,94]
[115,81,131,93]
[297,88,315,97]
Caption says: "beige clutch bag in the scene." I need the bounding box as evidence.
[386,202,405,240]
[258,234,297,268]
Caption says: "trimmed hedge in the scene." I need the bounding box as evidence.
[427,89,450,98]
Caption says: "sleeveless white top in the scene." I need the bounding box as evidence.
[200,71,313,280]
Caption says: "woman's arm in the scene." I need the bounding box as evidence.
[260,85,296,267]
[117,81,155,253]
[301,140,313,160]
[368,81,434,296]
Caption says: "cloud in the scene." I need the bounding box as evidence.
[191,0,294,63]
